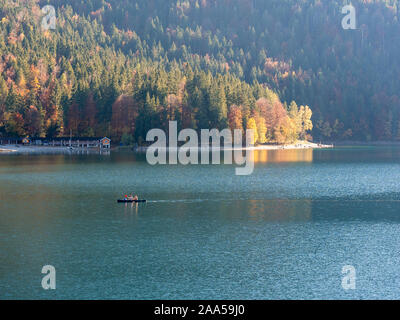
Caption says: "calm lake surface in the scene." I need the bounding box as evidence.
[1,146,400,299]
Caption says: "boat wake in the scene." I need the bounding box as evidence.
[147,199,209,203]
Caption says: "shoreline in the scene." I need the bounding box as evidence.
[6,140,400,154]
[1,141,333,154]
[0,147,17,153]
[0,145,108,154]
[327,141,400,146]
[0,141,332,154]
[132,141,333,152]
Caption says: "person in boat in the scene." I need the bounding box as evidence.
[127,194,138,201]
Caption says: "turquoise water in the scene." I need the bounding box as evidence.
[1,147,400,299]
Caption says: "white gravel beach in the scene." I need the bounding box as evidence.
[133,141,333,152]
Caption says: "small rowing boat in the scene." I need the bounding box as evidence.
[117,199,147,203]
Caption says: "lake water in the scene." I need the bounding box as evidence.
[1,146,400,299]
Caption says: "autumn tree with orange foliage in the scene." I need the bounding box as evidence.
[228,105,243,132]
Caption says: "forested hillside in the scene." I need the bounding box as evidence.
[1,0,400,143]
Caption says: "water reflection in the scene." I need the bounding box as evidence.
[151,199,312,223]
[123,201,139,215]
[246,199,312,222]
[252,149,313,163]
[0,149,313,172]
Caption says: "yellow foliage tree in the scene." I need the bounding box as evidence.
[256,115,267,144]
[274,116,298,144]
[247,117,258,145]
[301,105,313,138]
[288,102,313,141]
[288,101,302,137]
